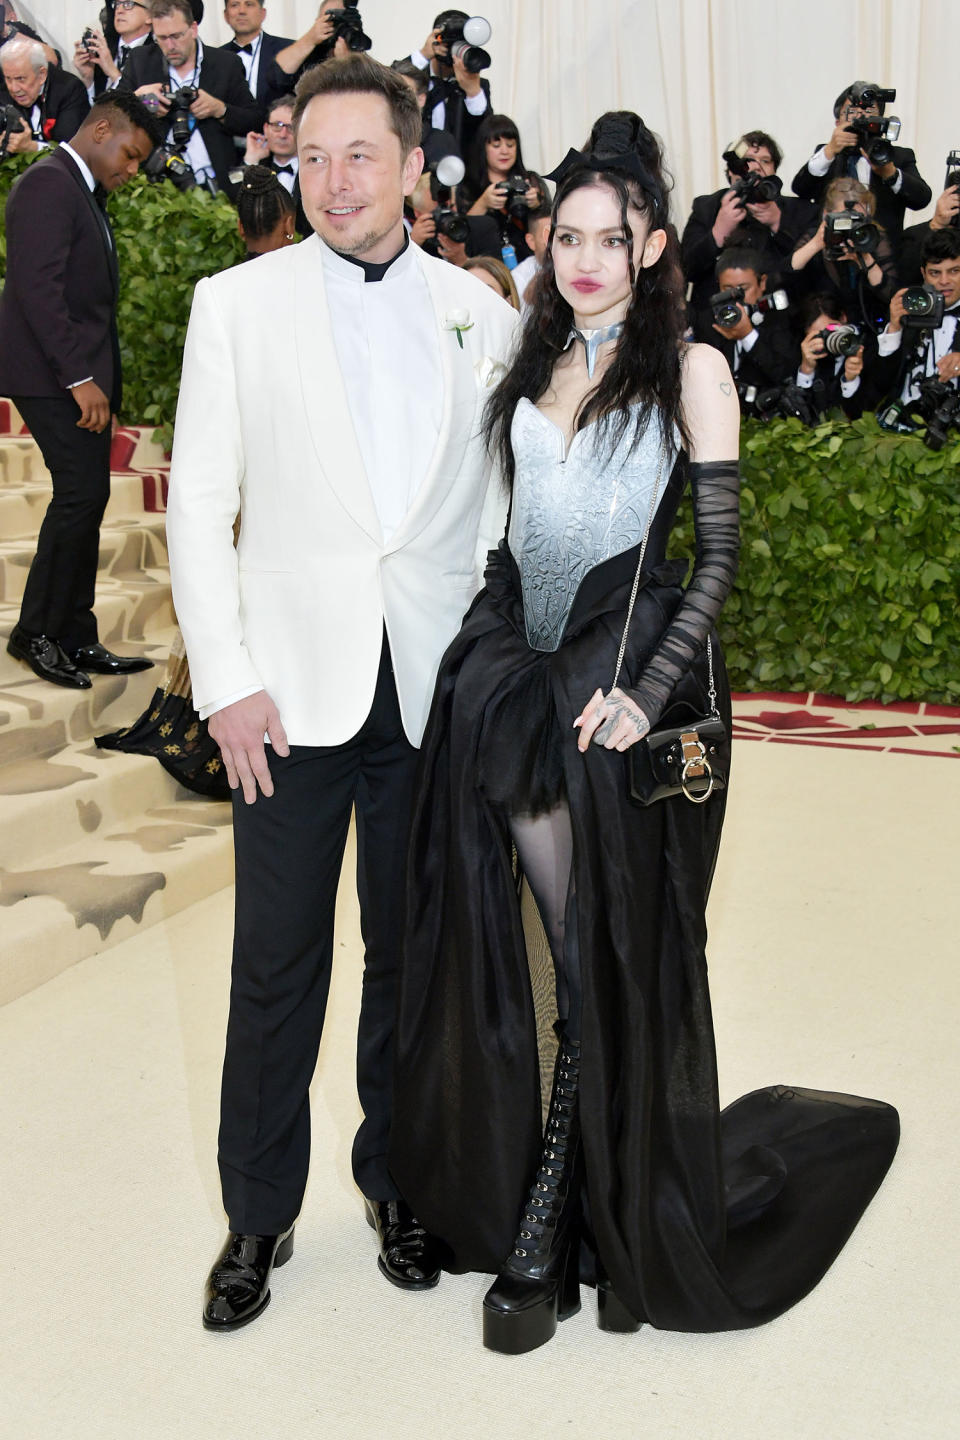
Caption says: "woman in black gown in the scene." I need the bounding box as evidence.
[389,113,899,1354]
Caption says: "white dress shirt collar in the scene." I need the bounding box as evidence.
[60,141,96,193]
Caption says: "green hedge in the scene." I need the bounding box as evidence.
[672,415,960,705]
[0,150,244,447]
[1,153,957,704]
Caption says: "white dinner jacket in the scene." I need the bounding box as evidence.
[166,235,519,748]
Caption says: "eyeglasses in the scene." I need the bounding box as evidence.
[155,28,192,44]
[265,119,293,132]
[115,1,148,10]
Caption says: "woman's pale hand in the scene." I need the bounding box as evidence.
[574,687,651,753]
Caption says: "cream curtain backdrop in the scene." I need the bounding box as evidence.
[32,1,954,224]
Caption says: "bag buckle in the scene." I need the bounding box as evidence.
[678,730,714,804]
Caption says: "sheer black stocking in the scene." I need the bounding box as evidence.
[510,803,582,1043]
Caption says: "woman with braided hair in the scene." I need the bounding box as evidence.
[389,111,899,1353]
[236,162,296,259]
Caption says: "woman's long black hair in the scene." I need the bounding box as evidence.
[482,112,689,489]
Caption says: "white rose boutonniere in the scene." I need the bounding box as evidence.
[442,309,475,349]
[475,355,507,390]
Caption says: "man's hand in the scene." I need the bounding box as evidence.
[745,198,781,232]
[800,327,826,375]
[136,82,171,113]
[713,303,753,342]
[410,213,437,246]
[935,352,960,383]
[824,120,858,160]
[574,687,651,753]
[867,152,897,181]
[843,349,864,382]
[419,27,439,61]
[451,51,481,98]
[72,40,96,85]
[4,118,36,155]
[244,130,270,165]
[70,380,111,432]
[711,188,745,248]
[190,89,226,121]
[310,10,337,46]
[207,690,290,804]
[931,186,960,231]
[437,232,467,266]
[887,287,908,333]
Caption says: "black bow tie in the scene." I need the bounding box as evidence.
[275,163,293,175]
[232,42,253,54]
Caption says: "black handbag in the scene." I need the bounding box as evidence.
[610,461,728,807]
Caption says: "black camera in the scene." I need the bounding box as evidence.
[906,377,960,451]
[429,154,469,245]
[163,84,199,148]
[710,285,787,328]
[817,322,862,357]
[824,201,880,256]
[436,14,492,73]
[845,114,901,167]
[81,26,99,60]
[944,151,960,225]
[496,173,530,221]
[847,81,896,112]
[143,144,197,193]
[751,382,821,426]
[901,284,945,329]
[325,6,371,53]
[730,172,782,205]
[0,103,27,158]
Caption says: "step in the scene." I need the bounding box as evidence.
[0,785,234,1007]
[0,574,175,671]
[0,626,179,763]
[0,436,48,490]
[0,513,170,605]
[0,471,166,542]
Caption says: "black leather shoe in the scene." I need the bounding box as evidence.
[365,1198,442,1290]
[202,1225,295,1332]
[64,642,154,674]
[6,626,92,689]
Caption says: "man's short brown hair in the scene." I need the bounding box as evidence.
[292,54,422,159]
[150,0,194,23]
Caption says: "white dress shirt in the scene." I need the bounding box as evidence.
[807,145,903,194]
[168,41,215,187]
[409,50,488,131]
[272,154,298,195]
[228,32,263,98]
[90,29,151,102]
[878,307,960,402]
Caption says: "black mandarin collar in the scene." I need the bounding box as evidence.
[333,232,409,283]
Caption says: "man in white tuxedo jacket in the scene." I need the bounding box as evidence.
[165,55,517,1332]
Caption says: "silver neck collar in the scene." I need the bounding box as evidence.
[566,323,625,379]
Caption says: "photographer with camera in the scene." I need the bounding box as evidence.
[872,229,960,424]
[790,178,897,330]
[899,155,960,285]
[459,113,542,268]
[74,2,155,103]
[794,292,869,419]
[0,35,88,156]
[406,165,500,262]
[272,1,364,90]
[681,130,815,320]
[403,10,491,158]
[119,0,259,198]
[700,244,796,397]
[792,81,931,243]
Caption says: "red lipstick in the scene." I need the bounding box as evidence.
[571,280,603,293]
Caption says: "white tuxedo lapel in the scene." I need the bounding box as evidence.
[292,236,382,544]
[384,251,480,554]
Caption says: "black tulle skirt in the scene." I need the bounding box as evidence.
[389,540,899,1332]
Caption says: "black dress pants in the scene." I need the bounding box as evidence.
[14,394,112,650]
[218,637,419,1234]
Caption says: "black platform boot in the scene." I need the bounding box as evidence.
[482,1036,582,1355]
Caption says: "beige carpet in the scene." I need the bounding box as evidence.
[1,740,958,1440]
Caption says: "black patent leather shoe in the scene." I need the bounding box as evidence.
[364,1198,442,1290]
[64,642,154,674]
[6,626,92,689]
[202,1225,295,1332]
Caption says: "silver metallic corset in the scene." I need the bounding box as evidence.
[508,398,676,652]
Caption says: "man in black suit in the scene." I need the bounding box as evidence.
[0,90,162,688]
[793,293,870,419]
[73,1,155,102]
[869,228,960,409]
[119,0,259,198]
[221,0,290,109]
[699,246,797,397]
[0,33,89,153]
[242,91,309,236]
[791,82,931,243]
[681,130,815,320]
